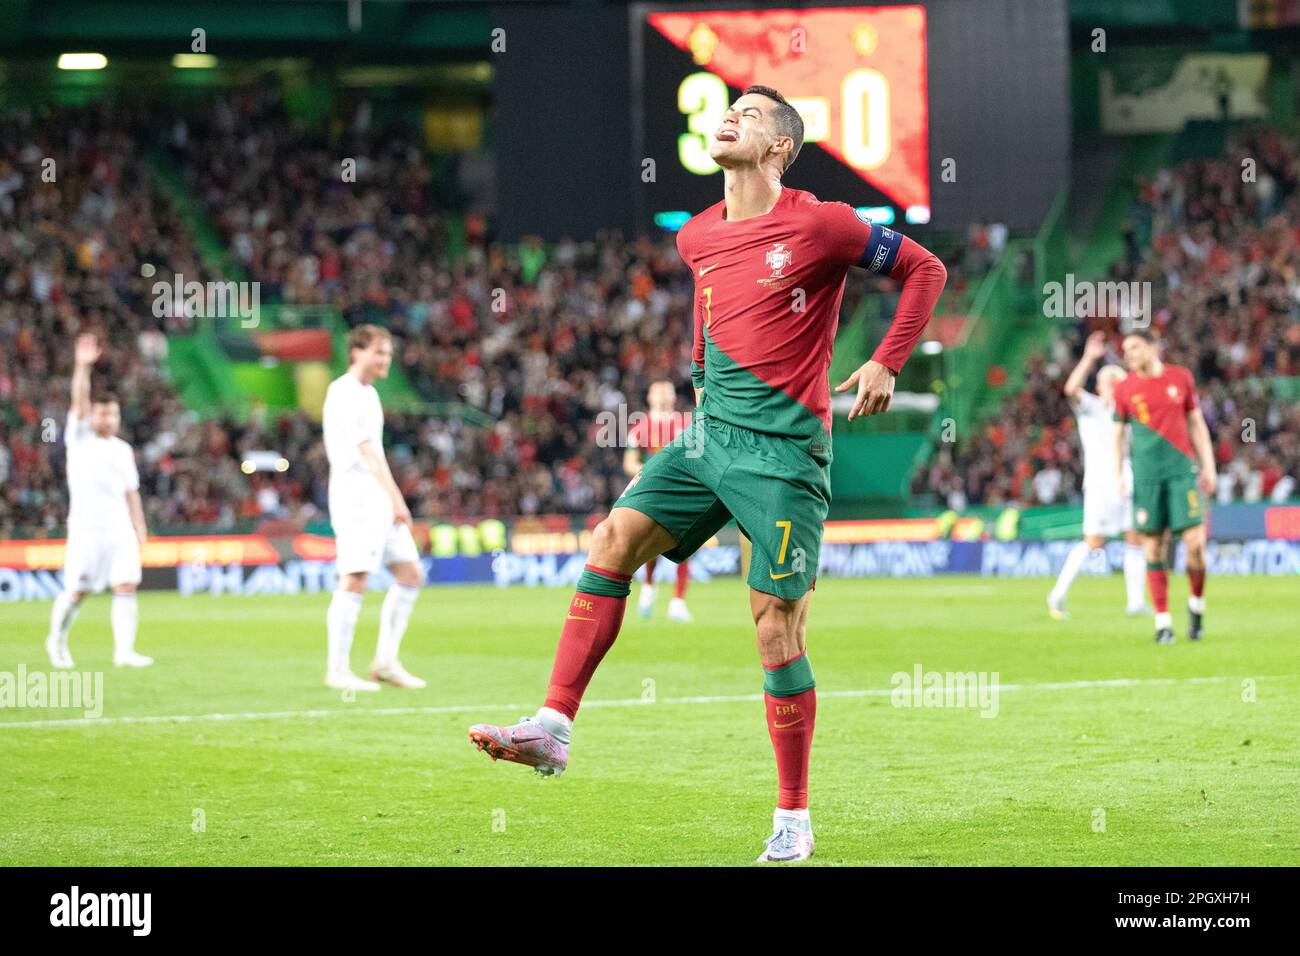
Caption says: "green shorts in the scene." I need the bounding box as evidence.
[614,415,830,600]
[1133,473,1203,533]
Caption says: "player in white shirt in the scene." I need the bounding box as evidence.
[45,334,153,669]
[1048,331,1150,619]
[321,325,425,691]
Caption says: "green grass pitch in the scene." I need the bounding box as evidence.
[1,575,1296,866]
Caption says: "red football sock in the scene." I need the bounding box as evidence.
[644,557,656,586]
[1188,567,1205,598]
[674,560,689,600]
[765,689,817,810]
[1147,566,1169,614]
[543,567,630,720]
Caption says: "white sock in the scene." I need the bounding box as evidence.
[110,593,138,657]
[327,590,364,672]
[1050,541,1092,601]
[1155,611,1172,630]
[536,705,573,745]
[374,583,419,666]
[1188,594,1206,614]
[48,592,80,647]
[1124,545,1147,609]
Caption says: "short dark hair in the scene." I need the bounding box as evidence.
[1123,328,1157,344]
[91,391,119,406]
[347,324,392,357]
[742,85,804,174]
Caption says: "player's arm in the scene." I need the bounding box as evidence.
[358,438,413,528]
[1187,407,1218,495]
[126,490,147,545]
[1064,331,1106,401]
[70,333,100,421]
[1113,421,1128,495]
[623,446,643,477]
[836,227,947,419]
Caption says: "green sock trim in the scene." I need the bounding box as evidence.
[1147,562,1167,572]
[763,653,815,697]
[576,568,631,598]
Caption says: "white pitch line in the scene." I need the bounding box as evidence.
[0,674,1288,730]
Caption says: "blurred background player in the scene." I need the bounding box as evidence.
[623,380,693,623]
[470,85,946,863]
[322,325,426,691]
[1113,330,1217,644]
[1047,331,1150,619]
[45,333,152,669]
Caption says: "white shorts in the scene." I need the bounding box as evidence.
[63,528,142,593]
[1082,490,1133,538]
[333,515,420,576]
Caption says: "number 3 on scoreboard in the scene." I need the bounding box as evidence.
[677,72,728,175]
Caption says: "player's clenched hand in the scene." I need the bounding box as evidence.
[836,360,895,420]
[1197,471,1217,496]
[74,333,100,367]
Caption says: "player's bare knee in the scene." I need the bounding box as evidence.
[112,584,136,596]
[392,564,422,588]
[752,593,800,656]
[588,513,647,573]
[340,573,367,594]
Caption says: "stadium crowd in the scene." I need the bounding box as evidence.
[5,97,1296,539]
[923,125,1300,509]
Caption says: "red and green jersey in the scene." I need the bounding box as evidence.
[676,187,943,466]
[1113,364,1201,480]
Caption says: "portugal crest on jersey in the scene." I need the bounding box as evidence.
[758,242,796,289]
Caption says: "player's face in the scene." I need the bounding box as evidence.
[1122,336,1154,373]
[1097,371,1122,403]
[89,401,120,437]
[709,94,780,169]
[647,381,674,412]
[357,338,393,380]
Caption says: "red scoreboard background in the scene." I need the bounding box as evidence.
[634,5,930,229]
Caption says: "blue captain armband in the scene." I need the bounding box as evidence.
[858,223,903,274]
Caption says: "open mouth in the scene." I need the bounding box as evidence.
[715,129,739,143]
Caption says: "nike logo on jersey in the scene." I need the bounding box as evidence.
[769,570,797,580]
[698,263,721,276]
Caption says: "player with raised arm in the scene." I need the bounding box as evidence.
[45,333,152,669]
[470,86,947,862]
[1112,330,1217,644]
[1047,331,1150,619]
[322,325,426,691]
[623,380,693,623]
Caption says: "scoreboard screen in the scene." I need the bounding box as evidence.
[633,5,929,231]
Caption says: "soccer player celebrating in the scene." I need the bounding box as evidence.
[623,380,693,623]
[1047,331,1149,618]
[1112,329,1217,644]
[322,325,426,691]
[471,86,946,862]
[45,333,152,669]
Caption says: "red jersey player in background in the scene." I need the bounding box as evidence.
[471,85,946,862]
[1113,330,1218,644]
[624,380,694,623]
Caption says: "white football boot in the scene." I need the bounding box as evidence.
[113,651,154,668]
[667,597,692,623]
[757,813,815,863]
[369,660,427,689]
[45,636,73,670]
[637,584,657,619]
[325,668,379,692]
